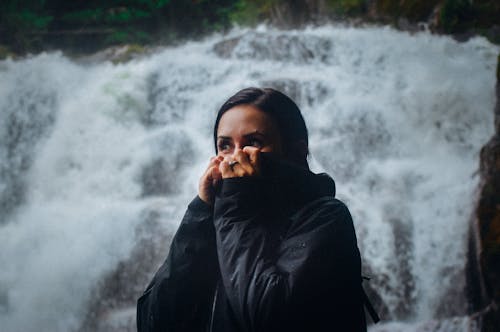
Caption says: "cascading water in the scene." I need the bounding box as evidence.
[0,25,498,332]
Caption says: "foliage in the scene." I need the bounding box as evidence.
[374,0,438,21]
[61,8,152,25]
[0,0,498,54]
[0,0,180,52]
[439,0,474,33]
[13,10,53,30]
[229,0,263,26]
[0,45,14,60]
[399,0,438,22]
[0,0,52,52]
[326,0,367,16]
[104,29,151,44]
[470,0,500,28]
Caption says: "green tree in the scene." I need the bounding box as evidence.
[0,0,53,52]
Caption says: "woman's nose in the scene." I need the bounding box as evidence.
[231,146,243,157]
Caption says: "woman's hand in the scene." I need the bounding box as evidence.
[198,156,223,205]
[198,148,261,204]
[220,147,261,179]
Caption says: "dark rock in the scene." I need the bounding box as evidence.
[76,44,151,64]
[258,78,330,107]
[142,66,215,128]
[139,130,194,197]
[359,211,418,321]
[390,216,416,319]
[360,263,391,323]
[475,54,500,332]
[213,37,240,58]
[466,221,489,314]
[495,53,500,134]
[212,32,333,65]
[0,45,15,60]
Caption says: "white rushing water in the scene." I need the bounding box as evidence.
[0,25,498,331]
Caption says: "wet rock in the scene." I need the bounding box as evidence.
[0,86,57,222]
[142,72,189,127]
[213,37,240,58]
[0,45,15,60]
[466,220,488,315]
[435,264,467,318]
[79,206,175,332]
[212,32,333,65]
[142,66,214,127]
[139,129,194,197]
[76,44,152,65]
[258,78,330,107]
[361,263,391,323]
[389,216,416,319]
[475,54,500,332]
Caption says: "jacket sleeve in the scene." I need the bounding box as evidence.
[213,177,362,332]
[137,196,218,332]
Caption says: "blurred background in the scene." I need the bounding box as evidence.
[0,1,499,331]
[1,0,499,55]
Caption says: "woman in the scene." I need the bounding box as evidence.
[137,88,370,332]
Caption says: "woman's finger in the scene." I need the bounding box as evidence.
[209,155,223,168]
[232,150,256,176]
[242,147,261,175]
[219,160,233,178]
[203,158,219,181]
[210,164,222,186]
[221,158,250,178]
[199,156,224,204]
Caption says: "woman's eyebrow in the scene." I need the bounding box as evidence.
[217,136,231,140]
[243,131,266,138]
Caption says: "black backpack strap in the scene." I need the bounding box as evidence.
[361,277,380,323]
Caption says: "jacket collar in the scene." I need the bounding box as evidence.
[260,153,336,211]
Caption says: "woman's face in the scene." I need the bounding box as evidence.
[216,104,282,158]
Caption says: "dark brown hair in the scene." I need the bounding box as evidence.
[214,87,309,165]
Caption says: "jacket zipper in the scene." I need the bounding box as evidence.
[208,284,218,332]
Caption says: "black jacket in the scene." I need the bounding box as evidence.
[137,156,366,332]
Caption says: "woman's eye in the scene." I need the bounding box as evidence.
[217,141,231,151]
[249,139,263,148]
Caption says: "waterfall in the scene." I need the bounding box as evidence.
[0,25,498,332]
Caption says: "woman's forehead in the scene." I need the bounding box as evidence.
[217,105,278,136]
